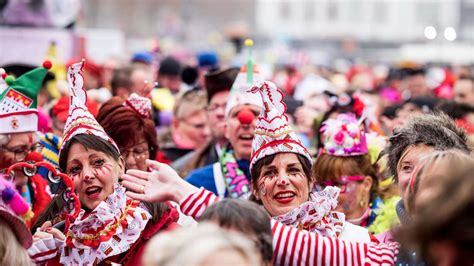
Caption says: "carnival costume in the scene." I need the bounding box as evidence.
[0,62,53,226]
[186,40,263,199]
[27,61,178,265]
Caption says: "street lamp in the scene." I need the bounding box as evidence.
[424,26,437,40]
[444,27,457,41]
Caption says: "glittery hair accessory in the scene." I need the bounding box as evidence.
[124,93,152,118]
[320,113,368,156]
[60,60,118,156]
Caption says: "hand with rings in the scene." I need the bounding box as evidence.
[121,159,199,203]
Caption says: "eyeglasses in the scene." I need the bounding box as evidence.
[182,120,208,130]
[322,175,365,193]
[207,103,226,113]
[120,143,150,161]
[0,142,44,161]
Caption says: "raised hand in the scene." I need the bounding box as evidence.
[121,159,199,203]
[29,221,66,262]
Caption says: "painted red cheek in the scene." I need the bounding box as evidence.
[93,163,113,178]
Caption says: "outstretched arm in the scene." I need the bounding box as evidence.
[122,159,200,203]
[123,160,399,266]
[178,189,399,266]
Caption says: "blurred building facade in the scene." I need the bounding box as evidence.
[256,0,473,43]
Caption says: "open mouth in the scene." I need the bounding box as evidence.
[238,134,254,141]
[85,186,102,199]
[273,191,296,204]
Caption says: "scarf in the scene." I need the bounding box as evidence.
[396,199,410,225]
[60,184,151,265]
[219,148,251,199]
[274,186,345,238]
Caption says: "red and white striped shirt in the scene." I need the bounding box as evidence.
[180,188,399,266]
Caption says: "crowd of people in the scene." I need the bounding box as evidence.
[0,39,473,265]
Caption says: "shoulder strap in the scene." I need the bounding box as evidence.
[212,162,226,199]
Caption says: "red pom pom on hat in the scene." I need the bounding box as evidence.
[42,60,52,70]
[237,108,255,124]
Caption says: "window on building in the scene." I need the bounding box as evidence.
[416,1,439,25]
[305,0,316,22]
[281,1,291,20]
[327,1,338,21]
[373,1,387,23]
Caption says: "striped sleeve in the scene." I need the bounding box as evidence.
[271,220,399,266]
[179,187,219,219]
[27,235,63,263]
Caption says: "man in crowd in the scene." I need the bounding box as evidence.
[159,89,211,162]
[185,62,263,199]
[173,67,239,175]
[454,75,474,107]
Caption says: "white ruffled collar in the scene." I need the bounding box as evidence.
[274,186,346,237]
[60,184,151,265]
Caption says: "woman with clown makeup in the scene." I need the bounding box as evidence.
[121,81,400,265]
[27,61,179,265]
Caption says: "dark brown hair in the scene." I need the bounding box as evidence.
[313,153,379,201]
[97,96,158,160]
[249,153,313,204]
[59,134,120,172]
[111,66,133,96]
[200,199,273,263]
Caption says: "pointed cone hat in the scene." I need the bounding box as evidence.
[60,61,118,156]
[249,81,312,172]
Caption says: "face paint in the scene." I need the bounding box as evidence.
[258,182,266,195]
[92,162,113,178]
[66,143,123,211]
[27,133,33,145]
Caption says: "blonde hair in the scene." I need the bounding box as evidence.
[0,220,32,266]
[143,223,261,266]
[173,90,208,119]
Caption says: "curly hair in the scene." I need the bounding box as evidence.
[97,96,158,159]
[384,113,470,181]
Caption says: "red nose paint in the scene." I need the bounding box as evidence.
[237,109,255,124]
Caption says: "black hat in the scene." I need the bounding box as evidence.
[204,67,239,102]
[158,56,181,76]
[405,96,439,113]
[181,66,199,86]
[2,63,55,85]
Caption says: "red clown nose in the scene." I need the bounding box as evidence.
[237,108,255,124]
